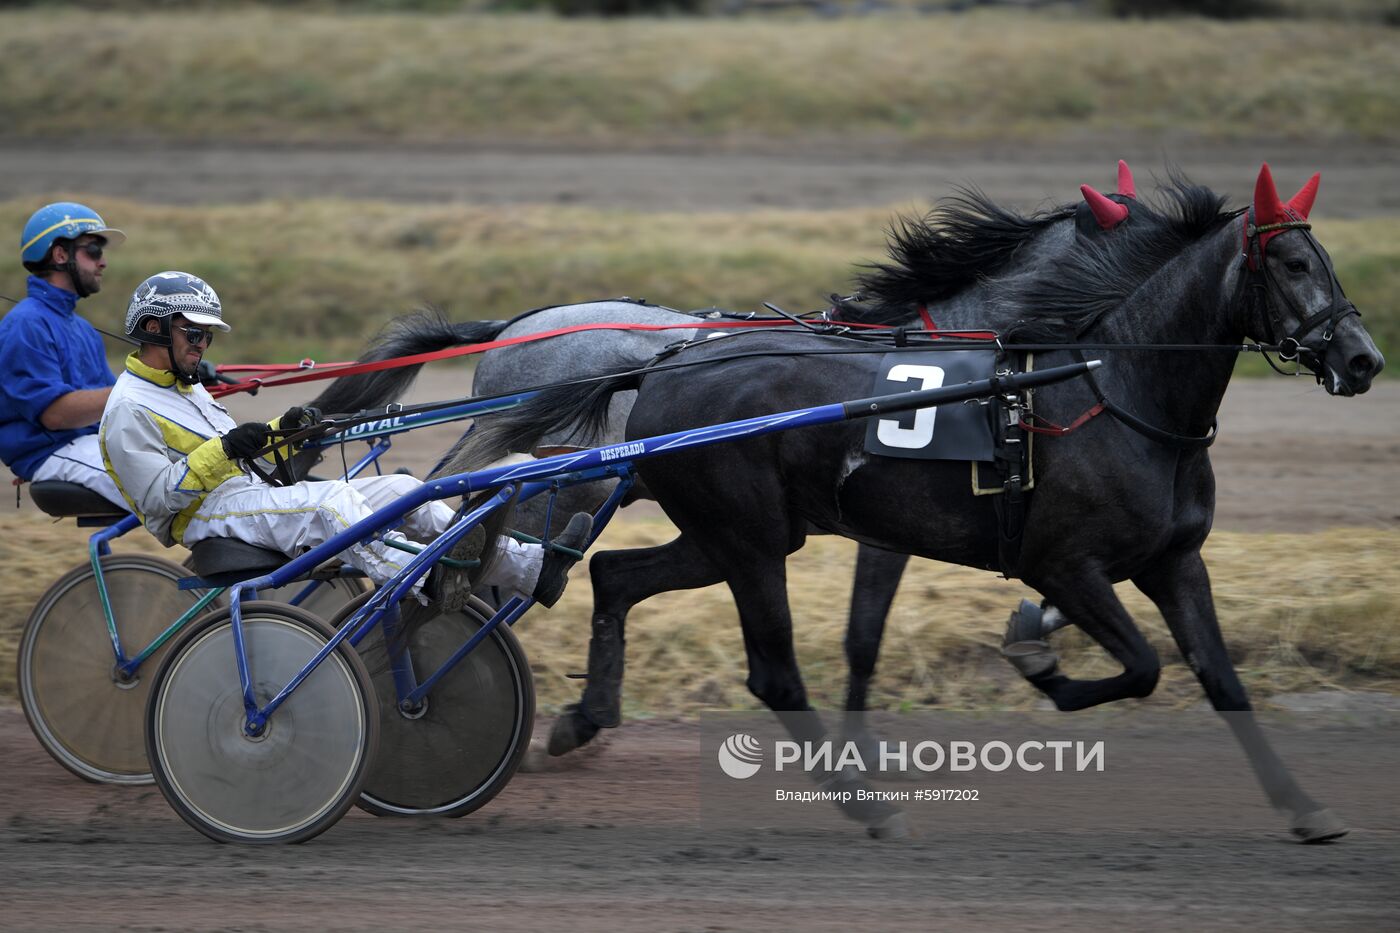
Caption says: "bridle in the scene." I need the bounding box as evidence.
[1240,209,1360,383]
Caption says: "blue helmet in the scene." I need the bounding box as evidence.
[20,201,126,266]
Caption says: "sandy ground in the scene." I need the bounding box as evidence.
[1,707,1396,932]
[3,139,1398,216]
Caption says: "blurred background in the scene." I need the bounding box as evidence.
[2,0,1398,713]
[3,0,1398,360]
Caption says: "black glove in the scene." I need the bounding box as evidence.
[197,359,220,387]
[221,422,271,460]
[279,405,322,430]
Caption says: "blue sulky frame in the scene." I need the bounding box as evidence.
[206,361,1099,738]
[87,392,538,682]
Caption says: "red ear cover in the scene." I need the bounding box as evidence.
[1253,162,1288,228]
[1080,184,1129,230]
[1287,172,1320,220]
[1116,160,1136,199]
[1252,164,1318,264]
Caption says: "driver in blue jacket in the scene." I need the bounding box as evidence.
[0,202,127,508]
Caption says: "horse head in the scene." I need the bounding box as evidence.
[1244,163,1384,396]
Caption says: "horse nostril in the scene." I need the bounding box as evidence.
[1348,352,1383,380]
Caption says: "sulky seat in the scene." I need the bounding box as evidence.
[29,481,127,522]
[187,537,289,588]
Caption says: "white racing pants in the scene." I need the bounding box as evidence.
[182,473,542,600]
[31,434,126,509]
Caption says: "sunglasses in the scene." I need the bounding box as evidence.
[72,241,105,261]
[174,324,216,347]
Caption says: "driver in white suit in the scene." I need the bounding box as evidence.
[99,270,590,607]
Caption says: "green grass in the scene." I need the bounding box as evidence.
[1,10,1397,145]
[2,198,1395,366]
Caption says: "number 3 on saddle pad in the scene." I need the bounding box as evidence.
[864,350,997,460]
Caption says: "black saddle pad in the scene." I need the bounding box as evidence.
[188,537,288,586]
[29,481,127,520]
[863,350,996,461]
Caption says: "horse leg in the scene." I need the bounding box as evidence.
[1134,550,1347,842]
[843,545,909,761]
[547,534,725,756]
[721,556,909,838]
[1018,573,1162,711]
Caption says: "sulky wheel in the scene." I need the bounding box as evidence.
[18,554,222,785]
[180,552,373,624]
[343,592,535,817]
[145,602,379,844]
[254,572,373,622]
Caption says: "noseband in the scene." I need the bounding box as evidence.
[1240,210,1360,381]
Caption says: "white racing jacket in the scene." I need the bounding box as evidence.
[99,352,543,597]
[99,352,277,547]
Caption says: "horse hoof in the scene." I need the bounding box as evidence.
[1001,640,1059,679]
[866,811,912,841]
[547,705,600,757]
[520,734,610,772]
[1292,809,1349,843]
[1004,598,1045,644]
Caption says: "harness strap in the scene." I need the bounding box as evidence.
[1021,402,1106,437]
[1240,209,1359,386]
[1072,349,1217,448]
[1242,210,1311,271]
[917,303,936,331]
[990,363,1030,579]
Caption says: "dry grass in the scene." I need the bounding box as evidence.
[3,510,1396,713]
[1,197,1396,366]
[2,10,1398,145]
[0,514,177,699]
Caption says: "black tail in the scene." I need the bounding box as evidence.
[434,364,642,477]
[303,308,505,416]
[291,309,506,478]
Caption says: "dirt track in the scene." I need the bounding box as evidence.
[4,139,1398,215]
[2,707,1397,933]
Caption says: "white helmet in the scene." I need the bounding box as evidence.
[125,271,230,342]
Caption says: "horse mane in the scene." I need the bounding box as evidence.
[849,188,1075,325]
[992,172,1235,341]
[854,173,1235,339]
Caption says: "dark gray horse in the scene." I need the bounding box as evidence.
[303,167,1142,755]
[443,166,1384,840]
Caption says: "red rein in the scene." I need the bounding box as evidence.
[208,316,994,398]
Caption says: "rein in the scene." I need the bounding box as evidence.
[2,292,142,346]
[1068,348,1217,448]
[205,316,889,399]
